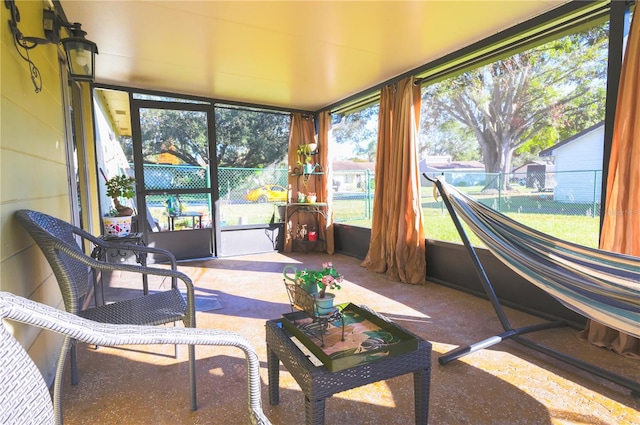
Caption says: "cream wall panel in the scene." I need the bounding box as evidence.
[0,97,66,158]
[1,150,69,202]
[1,0,72,385]
[1,8,63,131]
[0,198,70,262]
[1,242,53,297]
[19,323,62,385]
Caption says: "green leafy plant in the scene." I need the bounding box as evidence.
[291,262,343,298]
[105,175,135,216]
[296,144,313,166]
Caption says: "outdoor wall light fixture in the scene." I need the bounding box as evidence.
[5,0,98,93]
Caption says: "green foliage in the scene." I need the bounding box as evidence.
[215,107,290,168]
[287,262,344,297]
[105,175,135,199]
[297,144,313,165]
[332,104,379,161]
[420,119,480,161]
[420,22,608,184]
[140,108,209,166]
[138,106,290,170]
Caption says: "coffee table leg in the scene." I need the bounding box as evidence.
[267,347,280,405]
[305,396,325,425]
[414,368,430,425]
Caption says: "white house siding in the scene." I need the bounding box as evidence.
[550,125,603,204]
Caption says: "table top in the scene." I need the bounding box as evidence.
[99,232,144,242]
[168,212,203,217]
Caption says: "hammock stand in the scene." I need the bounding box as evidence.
[424,174,640,397]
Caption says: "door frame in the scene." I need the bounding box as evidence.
[129,98,219,259]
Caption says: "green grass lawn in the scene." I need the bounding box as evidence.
[334,189,601,248]
[151,187,601,249]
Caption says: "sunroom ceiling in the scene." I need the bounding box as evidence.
[62,1,569,112]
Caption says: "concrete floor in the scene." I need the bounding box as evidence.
[61,252,640,424]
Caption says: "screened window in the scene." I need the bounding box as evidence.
[214,105,290,226]
[419,20,610,248]
[330,103,379,227]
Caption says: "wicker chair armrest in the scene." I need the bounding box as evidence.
[70,224,177,267]
[91,237,178,269]
[0,292,270,425]
[70,225,104,245]
[52,238,195,304]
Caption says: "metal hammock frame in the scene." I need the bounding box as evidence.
[424,174,640,397]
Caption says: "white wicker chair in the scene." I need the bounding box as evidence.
[0,292,271,425]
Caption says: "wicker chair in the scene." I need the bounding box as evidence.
[0,291,271,425]
[15,210,197,423]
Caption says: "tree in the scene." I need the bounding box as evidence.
[214,107,290,168]
[419,117,480,161]
[138,107,290,168]
[421,23,608,189]
[332,104,379,161]
[139,109,209,166]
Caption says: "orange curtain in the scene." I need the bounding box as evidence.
[284,113,316,253]
[362,77,426,284]
[318,111,335,254]
[579,12,640,358]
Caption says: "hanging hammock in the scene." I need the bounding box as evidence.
[425,175,640,396]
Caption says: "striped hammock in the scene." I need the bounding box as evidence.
[436,179,640,339]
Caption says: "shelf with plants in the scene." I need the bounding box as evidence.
[288,142,327,252]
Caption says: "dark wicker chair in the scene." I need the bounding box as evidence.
[0,291,271,425]
[15,210,197,424]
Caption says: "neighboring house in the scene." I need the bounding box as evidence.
[539,122,604,204]
[419,156,485,186]
[511,160,555,190]
[331,160,375,192]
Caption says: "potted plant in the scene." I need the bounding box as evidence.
[103,174,136,237]
[306,192,317,203]
[297,144,313,167]
[106,174,136,216]
[283,262,343,314]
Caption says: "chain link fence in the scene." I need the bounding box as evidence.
[422,170,602,247]
[217,167,289,226]
[138,165,603,247]
[335,169,602,247]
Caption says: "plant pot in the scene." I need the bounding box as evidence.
[299,280,318,295]
[313,292,335,316]
[103,215,132,237]
[283,265,318,295]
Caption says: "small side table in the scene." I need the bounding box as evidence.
[90,233,148,305]
[266,315,431,425]
[167,212,203,231]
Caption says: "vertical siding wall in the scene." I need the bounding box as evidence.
[1,0,70,385]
